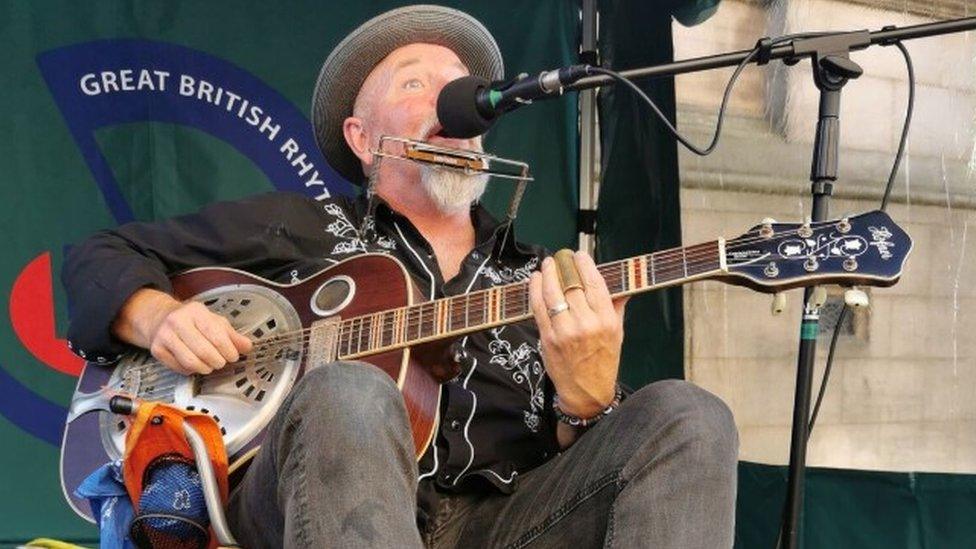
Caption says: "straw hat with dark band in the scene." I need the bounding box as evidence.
[311,5,505,184]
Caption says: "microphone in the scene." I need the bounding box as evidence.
[437,64,591,138]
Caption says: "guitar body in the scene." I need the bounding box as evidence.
[61,254,444,522]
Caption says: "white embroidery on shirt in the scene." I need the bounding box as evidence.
[482,256,539,285]
[321,202,396,255]
[487,326,545,432]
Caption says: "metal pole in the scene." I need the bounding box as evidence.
[577,0,599,254]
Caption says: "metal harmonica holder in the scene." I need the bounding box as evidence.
[371,136,532,222]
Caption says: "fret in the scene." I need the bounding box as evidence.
[482,290,488,325]
[464,294,471,329]
[626,258,636,291]
[493,288,502,322]
[347,320,354,356]
[392,308,400,346]
[366,314,375,352]
[485,289,493,324]
[500,287,507,321]
[682,246,689,278]
[438,299,448,335]
[447,297,457,334]
[374,312,383,350]
[619,261,627,292]
[347,318,356,355]
[637,255,647,289]
[360,317,369,354]
[426,302,436,338]
[649,253,656,286]
[354,317,361,354]
[416,305,423,341]
[446,298,453,333]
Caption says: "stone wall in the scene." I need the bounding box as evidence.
[672,0,976,472]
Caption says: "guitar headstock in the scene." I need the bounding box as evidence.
[721,210,913,292]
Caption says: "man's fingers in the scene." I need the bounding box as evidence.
[612,296,630,324]
[229,328,254,354]
[529,271,553,335]
[541,257,590,327]
[176,323,228,370]
[167,333,214,374]
[197,318,241,363]
[574,251,615,316]
[151,344,193,376]
[153,332,211,374]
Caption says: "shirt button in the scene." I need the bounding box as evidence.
[449,419,462,431]
[470,251,482,261]
[437,471,452,484]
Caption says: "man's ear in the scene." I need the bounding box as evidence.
[342,116,373,167]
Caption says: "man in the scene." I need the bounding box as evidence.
[63,5,737,547]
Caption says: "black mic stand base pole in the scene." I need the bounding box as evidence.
[779,44,858,548]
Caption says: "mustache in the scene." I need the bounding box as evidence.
[417,115,441,140]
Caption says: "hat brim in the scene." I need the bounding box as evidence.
[312,5,504,184]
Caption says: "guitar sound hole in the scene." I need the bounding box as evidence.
[310,276,355,317]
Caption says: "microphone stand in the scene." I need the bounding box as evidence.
[564,16,976,549]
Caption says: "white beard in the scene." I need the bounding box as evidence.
[420,166,489,214]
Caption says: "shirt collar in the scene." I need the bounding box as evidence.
[356,192,532,260]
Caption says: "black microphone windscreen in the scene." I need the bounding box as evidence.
[436,75,496,138]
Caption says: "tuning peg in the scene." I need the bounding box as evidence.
[837,213,852,234]
[761,217,777,225]
[771,292,787,315]
[798,216,813,238]
[844,287,869,309]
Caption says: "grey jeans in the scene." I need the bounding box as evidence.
[226,361,739,548]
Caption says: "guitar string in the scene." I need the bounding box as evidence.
[115,248,725,392]
[120,240,726,382]
[117,221,874,388]
[122,252,868,393]
[127,221,856,380]
[117,233,869,392]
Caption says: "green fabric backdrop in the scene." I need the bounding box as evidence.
[597,0,686,385]
[0,1,579,541]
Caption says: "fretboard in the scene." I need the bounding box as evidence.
[335,240,724,359]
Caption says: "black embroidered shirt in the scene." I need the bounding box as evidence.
[62,190,560,498]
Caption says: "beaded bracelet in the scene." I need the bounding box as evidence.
[553,384,624,428]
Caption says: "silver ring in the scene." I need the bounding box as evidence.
[547,301,570,318]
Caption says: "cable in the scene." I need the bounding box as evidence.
[588,33,826,157]
[881,41,915,212]
[807,41,914,440]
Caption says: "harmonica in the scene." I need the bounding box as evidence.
[372,136,532,181]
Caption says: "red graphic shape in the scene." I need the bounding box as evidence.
[10,252,84,376]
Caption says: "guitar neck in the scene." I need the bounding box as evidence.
[335,239,725,360]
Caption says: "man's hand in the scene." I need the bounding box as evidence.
[113,288,253,375]
[528,251,628,420]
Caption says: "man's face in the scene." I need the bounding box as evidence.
[347,42,488,212]
[352,43,483,155]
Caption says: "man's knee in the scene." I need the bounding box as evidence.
[627,379,739,464]
[281,361,406,436]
